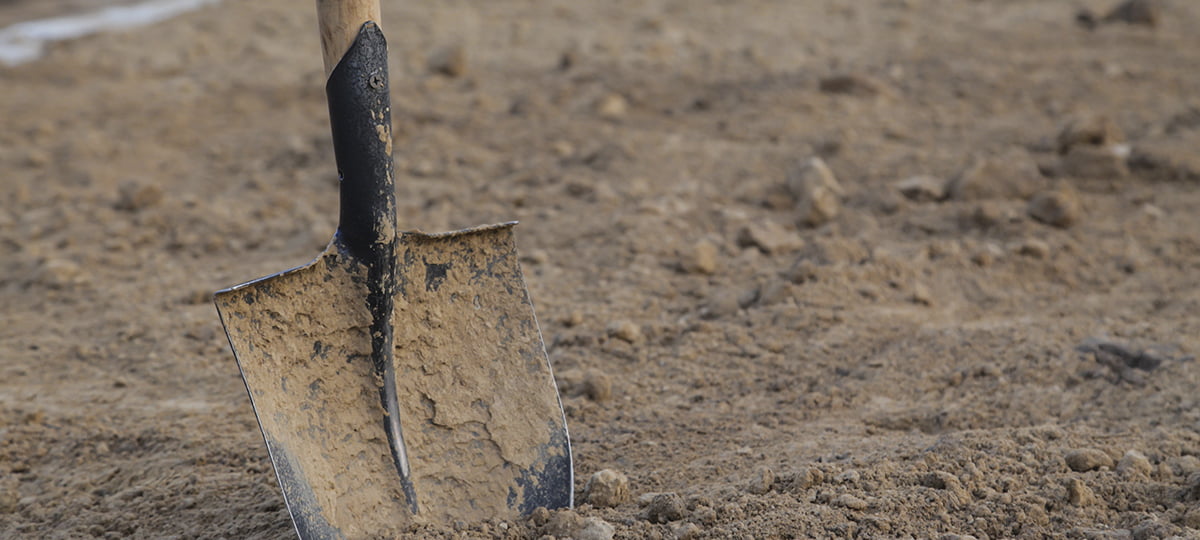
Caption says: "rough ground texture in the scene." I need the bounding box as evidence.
[2,0,1199,538]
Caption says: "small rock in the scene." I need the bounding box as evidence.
[788,157,843,227]
[1061,144,1131,179]
[428,44,467,77]
[543,509,584,537]
[562,311,584,328]
[895,175,946,202]
[596,93,628,119]
[575,517,615,540]
[682,240,719,274]
[1066,448,1114,472]
[645,493,686,523]
[832,494,868,511]
[674,523,702,540]
[582,370,613,402]
[583,469,630,507]
[1057,114,1125,154]
[115,181,163,212]
[948,149,1044,200]
[1067,478,1098,506]
[606,321,641,344]
[1017,239,1051,259]
[747,467,775,495]
[703,288,744,319]
[737,222,804,254]
[1104,0,1160,27]
[1117,450,1154,478]
[1028,186,1082,228]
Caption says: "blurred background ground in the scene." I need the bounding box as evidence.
[0,0,1198,538]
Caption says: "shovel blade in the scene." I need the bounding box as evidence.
[215,223,572,539]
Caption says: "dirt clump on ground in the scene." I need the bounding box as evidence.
[1,0,1199,538]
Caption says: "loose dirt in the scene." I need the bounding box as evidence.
[1,0,1198,538]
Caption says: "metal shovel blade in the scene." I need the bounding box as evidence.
[215,223,572,539]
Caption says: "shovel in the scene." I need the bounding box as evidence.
[213,2,572,537]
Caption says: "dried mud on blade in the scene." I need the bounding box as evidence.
[215,224,572,538]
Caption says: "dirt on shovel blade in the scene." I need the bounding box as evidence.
[1,0,1199,538]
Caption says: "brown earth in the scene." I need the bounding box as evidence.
[2,0,1199,538]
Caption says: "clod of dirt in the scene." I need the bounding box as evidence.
[596,93,629,120]
[584,469,630,507]
[948,149,1044,200]
[115,181,163,212]
[428,44,467,77]
[0,479,17,513]
[1067,478,1098,506]
[819,74,885,97]
[582,370,614,402]
[894,175,946,202]
[1057,114,1125,155]
[1066,448,1115,472]
[909,282,934,306]
[682,239,719,274]
[528,506,551,527]
[1016,239,1051,259]
[1182,473,1200,501]
[1104,0,1161,27]
[1060,144,1131,179]
[1182,507,1200,530]
[922,471,970,505]
[780,467,824,492]
[35,258,85,289]
[644,492,686,523]
[575,517,616,540]
[788,157,842,227]
[737,222,804,254]
[1129,137,1200,182]
[832,493,868,511]
[834,470,861,484]
[747,466,775,494]
[542,508,584,537]
[606,320,642,343]
[674,522,703,540]
[1117,450,1154,479]
[1027,186,1082,228]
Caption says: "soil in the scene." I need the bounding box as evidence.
[1,0,1199,538]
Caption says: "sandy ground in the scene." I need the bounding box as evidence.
[1,0,1199,538]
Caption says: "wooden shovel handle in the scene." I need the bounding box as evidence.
[316,0,382,78]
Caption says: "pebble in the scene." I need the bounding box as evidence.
[703,288,744,319]
[1060,144,1130,179]
[562,311,584,328]
[428,44,468,77]
[788,157,843,227]
[682,239,719,274]
[1057,114,1125,154]
[596,93,628,120]
[832,494,868,511]
[947,149,1043,200]
[1066,478,1098,506]
[606,321,642,344]
[737,222,804,254]
[645,492,686,523]
[1104,0,1160,26]
[1066,448,1114,472]
[1116,450,1153,478]
[747,466,775,495]
[36,258,85,289]
[582,370,613,402]
[909,282,934,306]
[1027,186,1082,228]
[583,469,630,507]
[894,175,946,202]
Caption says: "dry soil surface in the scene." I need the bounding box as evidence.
[1,0,1199,538]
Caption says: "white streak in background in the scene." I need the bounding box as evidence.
[0,0,221,66]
